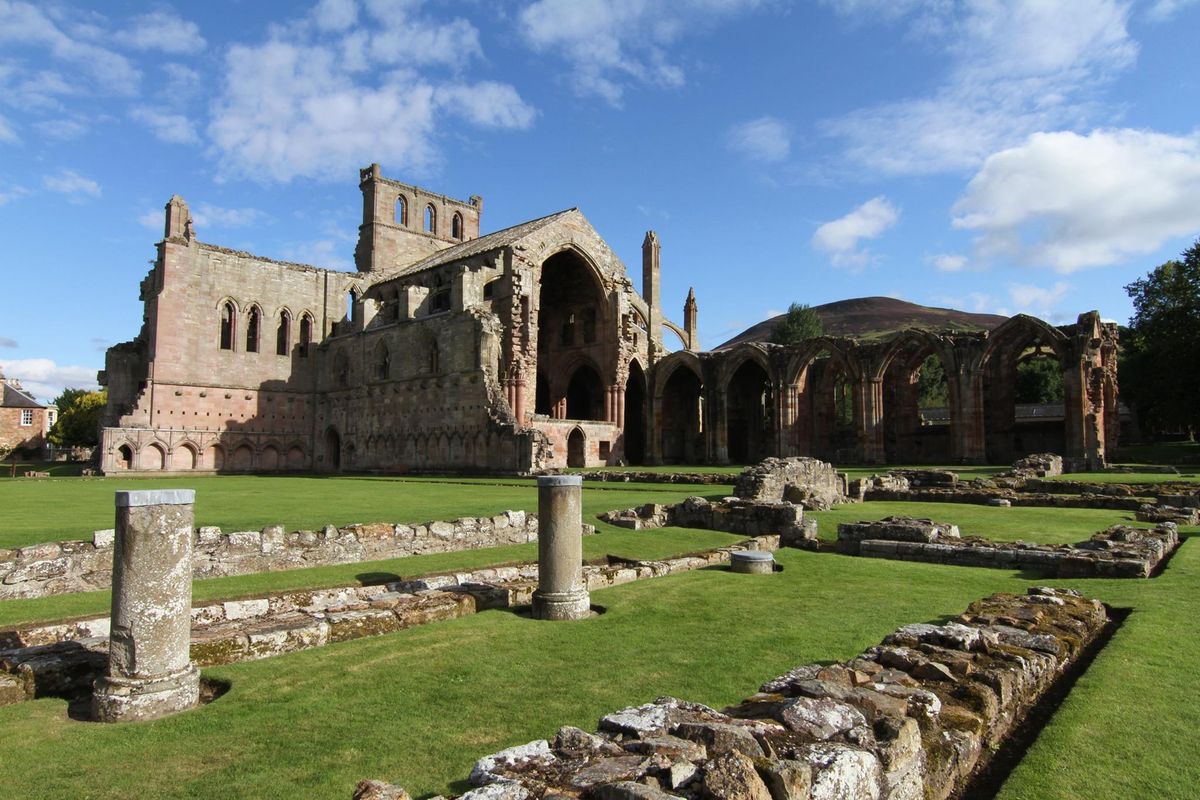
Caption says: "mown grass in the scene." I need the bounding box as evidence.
[1,527,1195,800]
[0,475,734,549]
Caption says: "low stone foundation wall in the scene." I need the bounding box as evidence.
[600,496,817,549]
[575,471,735,486]
[0,511,549,601]
[838,516,1178,578]
[355,587,1109,800]
[0,536,779,708]
[864,486,1146,510]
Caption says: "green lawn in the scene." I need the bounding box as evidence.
[1,530,1195,799]
[1046,470,1200,484]
[2,476,1197,799]
[0,475,735,549]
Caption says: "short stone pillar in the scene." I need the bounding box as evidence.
[532,475,591,620]
[93,489,200,722]
[730,550,775,574]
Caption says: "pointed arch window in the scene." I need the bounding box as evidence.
[451,212,463,240]
[395,195,408,226]
[299,314,313,358]
[374,341,391,380]
[424,204,436,234]
[219,301,236,351]
[246,306,261,353]
[427,339,440,374]
[276,310,291,356]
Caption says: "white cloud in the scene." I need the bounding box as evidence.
[114,10,206,55]
[160,63,202,105]
[812,196,900,269]
[0,1,140,97]
[726,116,791,162]
[1007,281,1072,318]
[130,106,199,144]
[0,180,27,205]
[824,0,1138,175]
[138,209,161,230]
[43,168,101,200]
[282,238,352,270]
[314,0,358,32]
[0,358,99,403]
[0,113,18,143]
[517,0,763,104]
[1146,0,1199,21]
[929,253,967,273]
[192,203,267,230]
[952,129,1200,272]
[209,5,535,182]
[33,117,87,140]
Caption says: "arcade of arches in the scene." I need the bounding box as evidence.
[644,312,1119,470]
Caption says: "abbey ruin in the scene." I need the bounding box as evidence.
[98,165,1120,474]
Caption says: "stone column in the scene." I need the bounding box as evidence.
[93,489,200,723]
[532,475,591,620]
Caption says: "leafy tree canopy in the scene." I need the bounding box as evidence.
[1122,239,1200,437]
[1015,357,1064,405]
[769,303,824,345]
[916,355,948,409]
[48,389,107,447]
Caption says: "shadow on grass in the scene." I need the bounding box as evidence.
[355,572,403,586]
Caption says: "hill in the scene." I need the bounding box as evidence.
[717,296,1008,348]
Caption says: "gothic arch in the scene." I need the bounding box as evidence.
[652,350,704,399]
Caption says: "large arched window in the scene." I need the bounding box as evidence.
[219,301,236,350]
[395,195,408,225]
[373,341,390,380]
[246,306,261,353]
[299,314,313,358]
[276,310,291,356]
[424,204,436,233]
[451,212,463,240]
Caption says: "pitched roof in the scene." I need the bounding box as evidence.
[383,208,578,279]
[2,381,44,409]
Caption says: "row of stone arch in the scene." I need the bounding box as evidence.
[320,426,524,472]
[109,440,308,472]
[646,313,1116,467]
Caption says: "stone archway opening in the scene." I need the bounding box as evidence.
[726,359,772,464]
[536,249,609,417]
[566,364,604,421]
[661,365,703,464]
[117,444,133,470]
[567,428,586,468]
[623,361,647,465]
[324,428,342,472]
[984,332,1067,463]
[882,348,952,464]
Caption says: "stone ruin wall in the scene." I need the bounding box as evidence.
[0,536,780,709]
[837,516,1179,579]
[356,587,1110,800]
[733,457,850,510]
[0,510,542,601]
[601,496,817,550]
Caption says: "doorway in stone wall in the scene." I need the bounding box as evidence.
[567,427,586,468]
[324,428,342,472]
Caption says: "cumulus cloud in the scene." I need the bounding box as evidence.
[114,10,206,55]
[0,113,18,143]
[0,337,17,348]
[0,1,141,98]
[928,253,968,273]
[209,3,535,182]
[952,129,1200,272]
[1007,281,1072,318]
[43,168,101,200]
[192,203,267,230]
[812,196,900,269]
[33,117,87,140]
[824,0,1138,175]
[517,0,763,104]
[726,117,791,162]
[130,106,199,144]
[313,0,358,32]
[1145,0,1199,21]
[0,358,99,403]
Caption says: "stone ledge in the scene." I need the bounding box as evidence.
[354,587,1109,800]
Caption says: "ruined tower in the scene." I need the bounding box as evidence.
[683,287,699,350]
[642,231,664,361]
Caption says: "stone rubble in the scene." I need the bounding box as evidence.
[355,587,1109,800]
[837,516,1178,578]
[733,458,851,511]
[0,536,778,708]
[0,510,546,601]
[599,497,816,549]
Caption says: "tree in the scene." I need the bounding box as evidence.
[1015,357,1064,404]
[916,355,948,409]
[769,303,824,345]
[1123,239,1200,437]
[48,389,107,447]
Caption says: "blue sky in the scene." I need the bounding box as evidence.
[1,0,1199,401]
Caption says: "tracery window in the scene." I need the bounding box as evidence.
[219,301,236,350]
[246,306,261,353]
[276,310,291,356]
